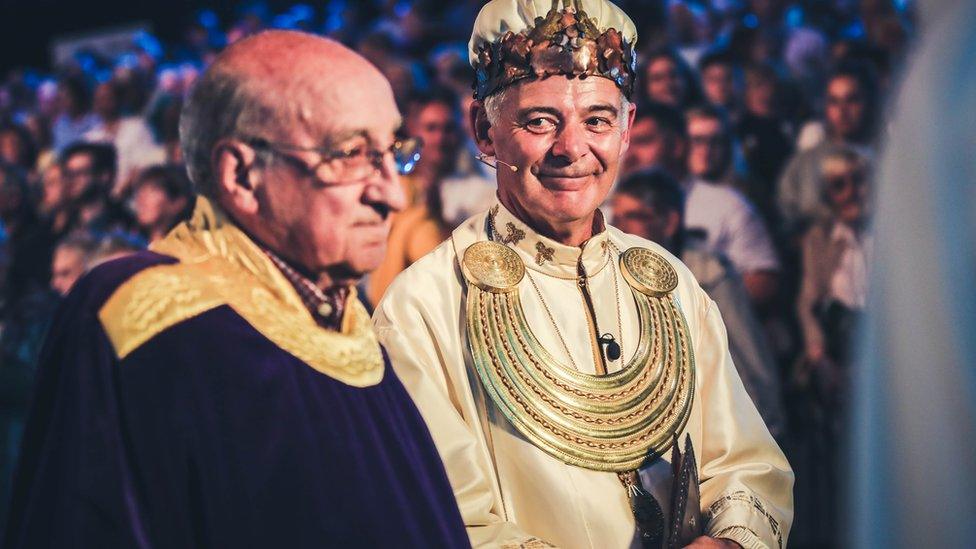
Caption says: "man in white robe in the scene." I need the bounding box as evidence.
[374,1,793,547]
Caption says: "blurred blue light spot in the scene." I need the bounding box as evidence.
[786,6,803,28]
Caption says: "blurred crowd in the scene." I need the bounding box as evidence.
[0,1,914,546]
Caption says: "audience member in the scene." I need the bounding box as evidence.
[683,105,781,305]
[637,47,701,109]
[621,102,687,179]
[88,231,145,267]
[698,50,739,115]
[49,232,97,296]
[84,81,166,196]
[59,142,132,234]
[37,164,65,216]
[397,87,460,207]
[736,63,794,224]
[0,164,55,307]
[612,169,785,438]
[131,164,193,242]
[797,147,872,374]
[791,146,873,549]
[0,124,38,174]
[50,75,98,153]
[778,63,877,236]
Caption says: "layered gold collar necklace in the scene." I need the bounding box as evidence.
[462,208,695,470]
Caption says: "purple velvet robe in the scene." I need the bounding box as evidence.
[3,252,470,549]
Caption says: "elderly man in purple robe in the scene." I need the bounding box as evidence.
[3,30,469,549]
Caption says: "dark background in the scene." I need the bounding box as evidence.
[1,1,252,73]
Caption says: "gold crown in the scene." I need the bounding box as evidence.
[472,1,637,100]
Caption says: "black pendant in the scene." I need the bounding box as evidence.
[599,333,621,361]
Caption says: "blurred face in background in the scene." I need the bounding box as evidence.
[611,192,678,246]
[406,101,458,172]
[824,162,870,225]
[701,63,735,108]
[133,180,188,234]
[62,153,101,201]
[623,117,672,176]
[51,245,87,295]
[645,56,684,107]
[56,84,82,117]
[93,82,121,121]
[40,165,67,214]
[0,129,28,168]
[686,115,729,180]
[825,75,866,140]
[744,71,777,118]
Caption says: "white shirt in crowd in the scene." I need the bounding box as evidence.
[828,222,872,309]
[85,117,166,188]
[683,177,780,275]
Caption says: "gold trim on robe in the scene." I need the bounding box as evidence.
[98,195,385,388]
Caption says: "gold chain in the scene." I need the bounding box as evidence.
[609,241,624,364]
[524,269,582,371]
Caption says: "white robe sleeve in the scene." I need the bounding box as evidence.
[693,292,794,548]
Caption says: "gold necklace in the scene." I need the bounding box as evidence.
[460,237,693,471]
[487,210,626,372]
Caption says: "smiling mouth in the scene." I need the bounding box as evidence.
[536,172,591,179]
[536,173,595,190]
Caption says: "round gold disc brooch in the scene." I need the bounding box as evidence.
[462,241,525,293]
[620,247,679,297]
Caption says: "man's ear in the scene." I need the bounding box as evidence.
[213,138,261,216]
[469,100,496,157]
[620,99,638,151]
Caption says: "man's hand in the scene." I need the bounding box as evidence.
[683,536,744,548]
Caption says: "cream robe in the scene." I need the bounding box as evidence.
[373,201,793,549]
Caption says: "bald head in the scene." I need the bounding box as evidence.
[180,30,407,287]
[180,30,399,196]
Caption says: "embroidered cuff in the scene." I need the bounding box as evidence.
[501,537,556,548]
[704,491,784,549]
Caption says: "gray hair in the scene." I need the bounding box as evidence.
[179,64,279,197]
[818,144,872,205]
[483,87,510,127]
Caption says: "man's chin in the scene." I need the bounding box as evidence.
[539,188,605,220]
[348,249,388,280]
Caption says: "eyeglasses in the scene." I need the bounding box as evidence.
[825,172,866,194]
[244,135,423,185]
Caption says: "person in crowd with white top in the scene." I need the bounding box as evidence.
[683,104,780,306]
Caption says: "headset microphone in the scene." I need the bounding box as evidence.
[476,153,518,172]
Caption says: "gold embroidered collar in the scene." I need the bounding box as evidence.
[97,195,385,387]
[489,200,610,278]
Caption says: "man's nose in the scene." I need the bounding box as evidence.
[363,168,407,214]
[550,123,588,163]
